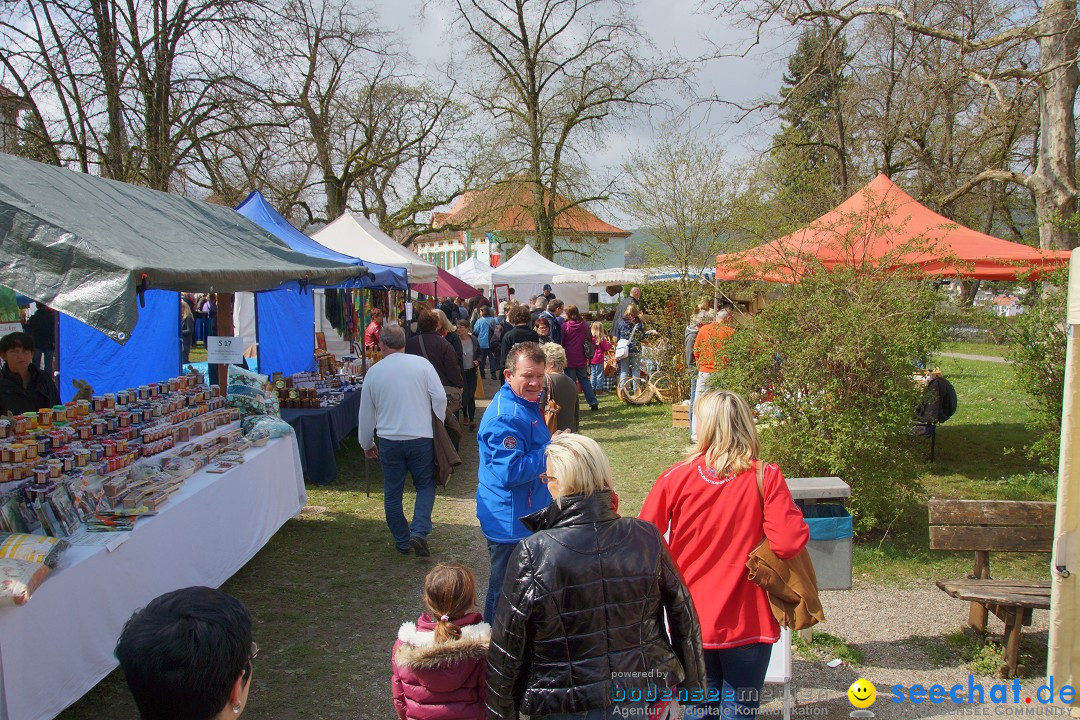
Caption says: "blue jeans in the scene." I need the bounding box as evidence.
[688,369,697,440]
[484,540,518,621]
[618,353,640,389]
[686,643,772,718]
[692,372,714,442]
[479,347,498,378]
[565,366,597,407]
[379,438,436,551]
[590,363,604,390]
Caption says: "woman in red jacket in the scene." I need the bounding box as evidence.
[640,390,808,718]
[392,564,489,720]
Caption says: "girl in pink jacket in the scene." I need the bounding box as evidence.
[392,564,490,720]
[589,321,612,392]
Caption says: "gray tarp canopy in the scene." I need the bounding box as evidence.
[0,153,364,344]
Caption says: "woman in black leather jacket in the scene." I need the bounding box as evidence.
[486,433,705,720]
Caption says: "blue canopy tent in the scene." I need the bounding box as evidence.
[59,291,179,402]
[235,192,408,376]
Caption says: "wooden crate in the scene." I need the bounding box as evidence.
[672,404,690,428]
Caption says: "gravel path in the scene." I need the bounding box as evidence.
[758,581,1056,718]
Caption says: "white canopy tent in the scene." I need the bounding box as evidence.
[311,212,438,284]
[551,267,648,285]
[1050,248,1080,705]
[476,245,588,309]
[448,256,495,285]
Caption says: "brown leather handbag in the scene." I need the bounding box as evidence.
[543,375,560,433]
[745,460,825,631]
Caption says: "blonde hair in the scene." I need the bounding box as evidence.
[423,563,477,644]
[689,390,759,475]
[545,433,613,499]
[590,321,604,339]
[625,304,640,320]
[430,309,455,334]
[542,342,567,372]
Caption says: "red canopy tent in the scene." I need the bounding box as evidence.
[411,266,482,299]
[716,174,1071,282]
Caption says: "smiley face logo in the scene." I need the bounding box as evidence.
[847,678,877,709]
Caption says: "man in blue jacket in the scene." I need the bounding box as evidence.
[476,341,552,620]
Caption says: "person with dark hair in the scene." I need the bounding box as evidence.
[364,308,384,350]
[472,307,498,381]
[534,316,553,344]
[455,319,480,430]
[498,305,538,380]
[406,310,465,391]
[202,294,218,337]
[540,283,556,304]
[560,304,599,412]
[114,586,256,720]
[438,297,458,323]
[26,305,56,374]
[476,341,552,620]
[538,298,564,344]
[0,332,59,416]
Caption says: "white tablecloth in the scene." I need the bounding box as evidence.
[0,433,306,720]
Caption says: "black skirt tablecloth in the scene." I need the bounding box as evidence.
[280,388,363,484]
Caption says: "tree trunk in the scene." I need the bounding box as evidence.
[1031,0,1080,250]
[90,0,127,180]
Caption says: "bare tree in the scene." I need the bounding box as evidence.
[450,0,687,258]
[0,0,262,190]
[710,0,1078,249]
[618,131,730,287]
[247,0,475,238]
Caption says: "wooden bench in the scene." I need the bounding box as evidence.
[929,499,1054,678]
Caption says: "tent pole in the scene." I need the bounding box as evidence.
[215,293,234,391]
[360,288,367,374]
[1049,250,1080,697]
[253,291,262,376]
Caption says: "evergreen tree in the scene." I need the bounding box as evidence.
[770,26,852,218]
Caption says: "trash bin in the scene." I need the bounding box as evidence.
[785,477,852,590]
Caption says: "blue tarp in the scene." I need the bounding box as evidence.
[235,192,407,291]
[59,290,179,402]
[235,192,408,377]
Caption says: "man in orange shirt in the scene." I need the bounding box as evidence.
[692,309,734,441]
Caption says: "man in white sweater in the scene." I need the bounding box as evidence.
[358,325,446,556]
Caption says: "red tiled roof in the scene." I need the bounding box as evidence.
[434,183,629,237]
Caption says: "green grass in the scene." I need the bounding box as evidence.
[56,356,1054,717]
[794,630,865,665]
[189,345,207,362]
[910,629,1050,678]
[942,341,1013,358]
[851,356,1053,585]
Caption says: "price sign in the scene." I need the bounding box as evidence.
[206,336,245,365]
[0,322,23,336]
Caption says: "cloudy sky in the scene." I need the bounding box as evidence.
[372,0,792,178]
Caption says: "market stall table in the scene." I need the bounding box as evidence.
[0,432,306,720]
[280,388,363,484]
